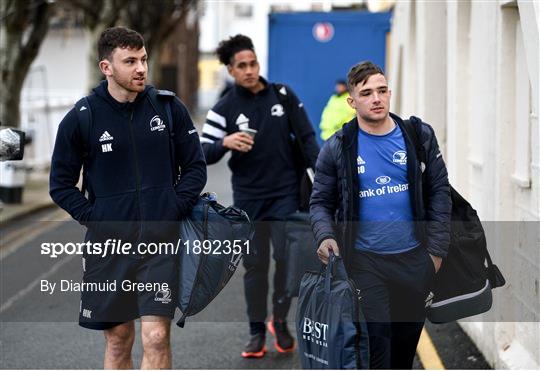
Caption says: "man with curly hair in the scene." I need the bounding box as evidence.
[200,34,319,358]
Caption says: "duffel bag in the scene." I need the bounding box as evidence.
[176,193,253,327]
[401,117,505,323]
[426,188,506,323]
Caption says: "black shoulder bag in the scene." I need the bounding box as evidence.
[402,118,505,323]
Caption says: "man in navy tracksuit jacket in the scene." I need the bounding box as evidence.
[49,27,206,368]
[310,61,451,369]
[200,35,319,358]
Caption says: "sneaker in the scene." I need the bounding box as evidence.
[241,332,267,358]
[267,317,295,353]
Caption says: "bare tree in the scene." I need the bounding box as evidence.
[121,0,197,87]
[167,3,200,110]
[0,0,55,128]
[62,0,200,104]
[62,0,128,91]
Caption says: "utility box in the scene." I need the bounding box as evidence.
[0,161,26,203]
[268,11,392,141]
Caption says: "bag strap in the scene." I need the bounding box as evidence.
[323,251,349,295]
[324,251,335,296]
[146,87,178,184]
[273,84,314,182]
[401,118,427,183]
[75,96,93,196]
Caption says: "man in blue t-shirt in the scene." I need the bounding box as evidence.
[310,61,451,369]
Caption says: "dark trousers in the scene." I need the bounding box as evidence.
[350,246,435,369]
[235,195,298,335]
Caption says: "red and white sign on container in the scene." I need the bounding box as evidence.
[312,22,334,43]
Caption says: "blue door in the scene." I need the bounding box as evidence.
[268,11,392,141]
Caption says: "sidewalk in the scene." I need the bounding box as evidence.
[0,176,54,226]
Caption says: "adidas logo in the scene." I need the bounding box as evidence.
[279,86,287,95]
[99,131,114,142]
[79,106,87,111]
[235,113,249,126]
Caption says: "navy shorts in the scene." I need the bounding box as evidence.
[79,251,178,330]
[349,245,435,368]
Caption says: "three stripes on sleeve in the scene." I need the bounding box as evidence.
[200,110,227,144]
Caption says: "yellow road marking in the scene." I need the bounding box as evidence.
[417,327,445,370]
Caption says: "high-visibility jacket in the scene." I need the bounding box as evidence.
[319,92,356,141]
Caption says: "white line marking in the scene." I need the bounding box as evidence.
[0,210,70,261]
[0,254,77,313]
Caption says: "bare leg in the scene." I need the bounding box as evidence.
[140,316,172,369]
[103,321,135,369]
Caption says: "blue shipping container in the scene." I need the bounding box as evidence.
[268,11,392,141]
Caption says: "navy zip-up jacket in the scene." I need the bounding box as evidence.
[50,81,206,241]
[200,78,319,201]
[310,114,451,271]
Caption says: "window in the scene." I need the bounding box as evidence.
[234,4,253,18]
[511,20,532,188]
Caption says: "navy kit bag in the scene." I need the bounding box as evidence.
[402,118,505,323]
[425,188,506,323]
[296,253,369,369]
[176,193,253,327]
[284,212,320,297]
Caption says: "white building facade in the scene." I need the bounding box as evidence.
[388,1,539,368]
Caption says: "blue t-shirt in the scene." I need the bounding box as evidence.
[355,123,419,254]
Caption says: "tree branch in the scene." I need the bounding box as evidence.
[0,0,54,127]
